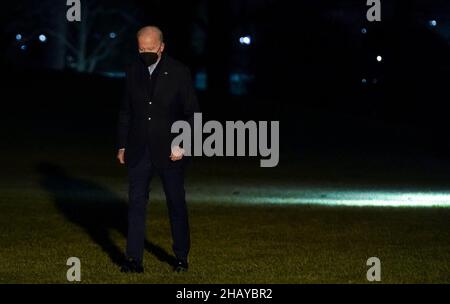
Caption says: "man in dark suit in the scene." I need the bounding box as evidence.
[117,26,199,273]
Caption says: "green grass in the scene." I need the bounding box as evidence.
[0,144,449,283]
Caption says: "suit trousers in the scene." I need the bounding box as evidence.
[126,144,190,264]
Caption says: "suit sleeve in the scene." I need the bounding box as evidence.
[182,66,200,128]
[117,66,132,150]
[180,66,200,154]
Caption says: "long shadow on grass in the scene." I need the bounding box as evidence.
[36,162,177,268]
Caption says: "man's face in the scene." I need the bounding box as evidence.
[138,33,164,59]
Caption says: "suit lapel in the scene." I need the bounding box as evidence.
[137,61,150,99]
[151,55,169,102]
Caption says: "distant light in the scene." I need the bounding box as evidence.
[109,32,117,39]
[20,45,27,51]
[230,72,253,96]
[239,36,251,45]
[429,20,437,27]
[16,34,22,41]
[362,78,367,84]
[361,28,367,34]
[38,34,47,42]
[376,55,382,62]
[194,71,207,91]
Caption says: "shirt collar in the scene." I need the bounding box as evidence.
[148,56,161,76]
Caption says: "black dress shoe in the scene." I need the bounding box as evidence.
[174,259,188,273]
[120,257,144,273]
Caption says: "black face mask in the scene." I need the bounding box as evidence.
[139,52,158,67]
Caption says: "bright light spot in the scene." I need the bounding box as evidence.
[16,34,22,41]
[258,191,450,207]
[188,186,450,208]
[429,20,437,27]
[109,32,117,39]
[362,78,367,84]
[376,55,382,62]
[361,28,367,34]
[239,36,251,45]
[38,34,47,42]
[20,44,27,51]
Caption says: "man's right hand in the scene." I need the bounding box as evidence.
[117,148,126,164]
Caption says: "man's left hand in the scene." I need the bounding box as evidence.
[170,146,185,161]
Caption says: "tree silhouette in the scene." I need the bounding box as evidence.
[4,0,139,73]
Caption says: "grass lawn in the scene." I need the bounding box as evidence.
[0,143,449,284]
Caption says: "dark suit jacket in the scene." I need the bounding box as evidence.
[117,54,199,169]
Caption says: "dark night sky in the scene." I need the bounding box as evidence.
[2,0,450,158]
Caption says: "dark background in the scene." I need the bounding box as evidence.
[2,0,450,181]
[1,1,450,285]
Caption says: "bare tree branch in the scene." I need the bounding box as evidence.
[45,28,78,55]
[4,0,139,73]
[87,26,127,63]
